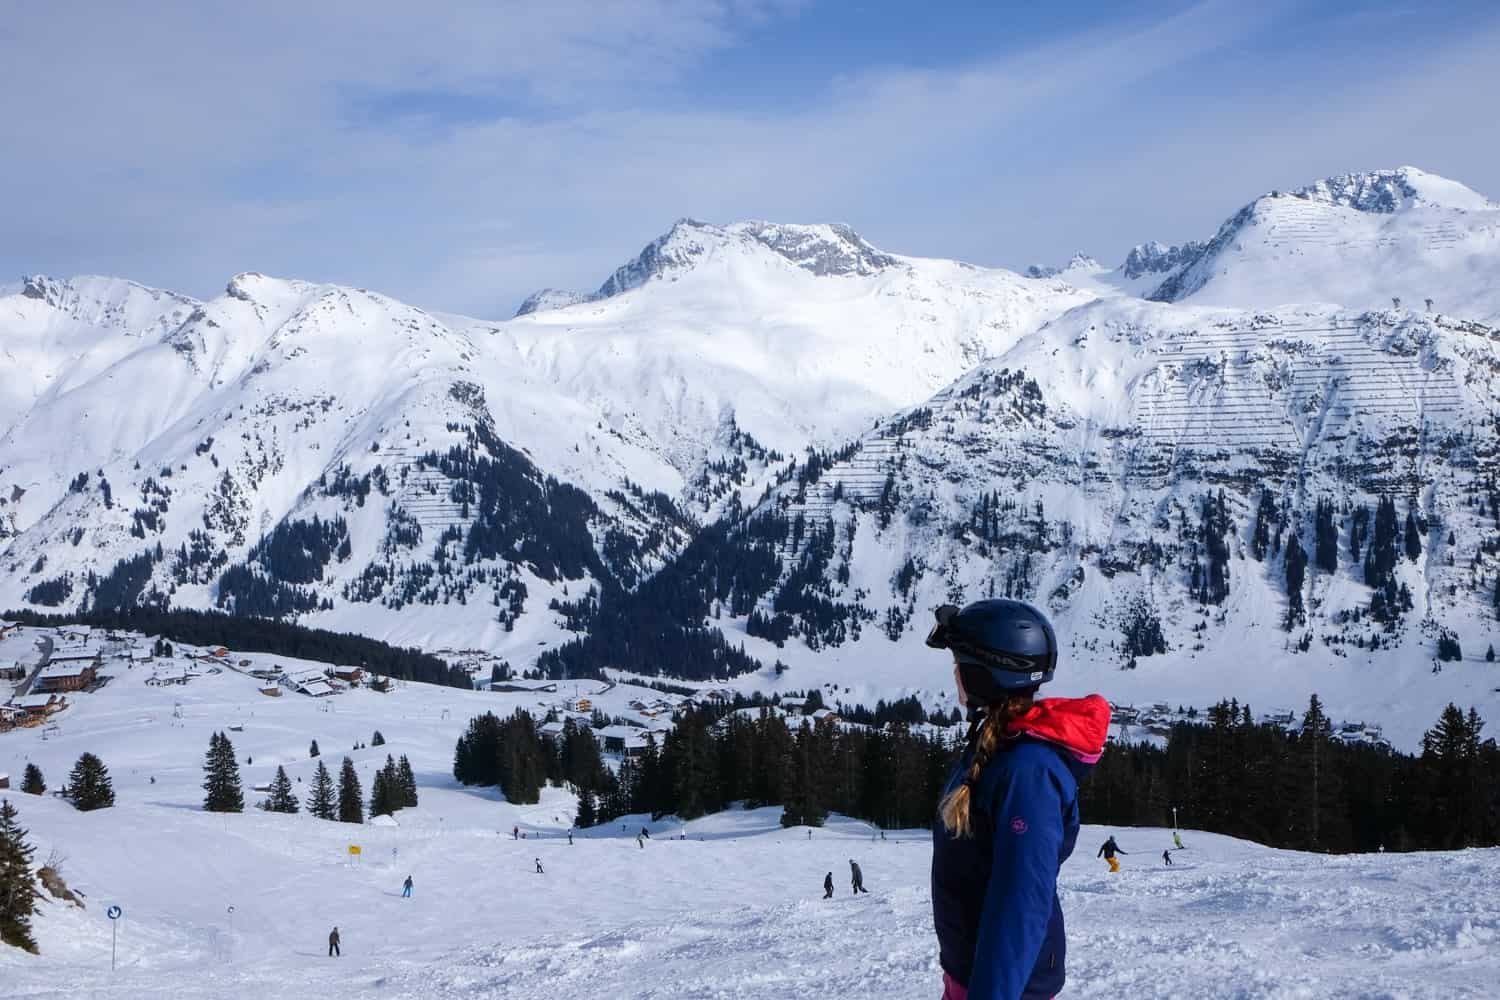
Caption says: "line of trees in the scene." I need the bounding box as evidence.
[1083,696,1500,852]
[3,607,469,688]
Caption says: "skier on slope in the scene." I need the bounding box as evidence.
[850,859,869,894]
[1172,830,1185,851]
[535,858,544,874]
[1162,850,1173,867]
[640,825,651,840]
[328,927,341,957]
[402,874,413,897]
[1097,836,1126,873]
[823,872,835,899]
[926,600,1111,1000]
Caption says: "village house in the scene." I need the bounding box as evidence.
[596,724,651,757]
[0,661,25,682]
[47,643,103,666]
[33,661,99,694]
[0,772,9,789]
[331,666,364,684]
[11,692,62,719]
[0,705,25,730]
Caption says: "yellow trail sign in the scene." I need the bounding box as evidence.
[347,845,362,856]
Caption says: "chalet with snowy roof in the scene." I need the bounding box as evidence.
[33,661,99,693]
[596,724,651,757]
[0,773,9,789]
[331,666,364,684]
[539,720,569,742]
[11,693,62,718]
[48,643,103,665]
[0,705,24,729]
[0,661,25,681]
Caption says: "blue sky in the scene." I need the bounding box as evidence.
[4,1,1499,317]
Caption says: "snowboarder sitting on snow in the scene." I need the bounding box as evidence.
[1162,850,1173,867]
[402,875,413,897]
[823,872,834,899]
[1098,835,1126,873]
[926,599,1111,1000]
[849,859,868,894]
[328,926,341,957]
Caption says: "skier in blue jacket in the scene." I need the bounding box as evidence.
[927,600,1110,1000]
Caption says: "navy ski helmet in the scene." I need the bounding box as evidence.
[925,599,1057,702]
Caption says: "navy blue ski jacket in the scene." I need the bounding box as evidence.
[931,695,1109,1000]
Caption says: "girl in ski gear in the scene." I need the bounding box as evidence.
[824,872,835,899]
[928,599,1110,1000]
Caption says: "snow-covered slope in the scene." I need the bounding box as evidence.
[1,222,1084,653]
[633,295,1500,748]
[2,647,1496,997]
[494,219,1091,478]
[1140,167,1500,321]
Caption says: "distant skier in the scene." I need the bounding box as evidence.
[512,825,519,840]
[637,834,644,850]
[640,825,651,840]
[535,858,544,874]
[849,859,868,894]
[1172,830,1185,851]
[328,926,341,957]
[807,829,812,841]
[823,872,834,899]
[1098,836,1126,873]
[568,829,574,846]
[1162,850,1173,867]
[402,875,413,897]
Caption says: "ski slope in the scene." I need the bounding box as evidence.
[3,635,1498,998]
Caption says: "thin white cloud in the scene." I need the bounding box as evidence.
[3,1,1497,317]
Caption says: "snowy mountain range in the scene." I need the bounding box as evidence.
[3,167,1499,741]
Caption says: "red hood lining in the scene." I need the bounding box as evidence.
[1004,694,1111,761]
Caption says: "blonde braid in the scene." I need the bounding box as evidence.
[939,691,1035,838]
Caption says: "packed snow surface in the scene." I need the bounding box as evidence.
[3,640,1497,998]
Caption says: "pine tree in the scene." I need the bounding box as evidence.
[576,788,596,828]
[337,757,364,824]
[1284,532,1308,629]
[309,740,320,758]
[202,732,245,813]
[20,765,44,796]
[66,753,115,811]
[263,766,299,814]
[0,799,40,953]
[397,755,418,808]
[1404,511,1423,562]
[1313,498,1338,574]
[369,769,393,818]
[306,761,336,819]
[1301,695,1332,849]
[371,731,385,747]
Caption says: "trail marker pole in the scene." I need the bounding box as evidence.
[227,905,235,961]
[106,905,122,970]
